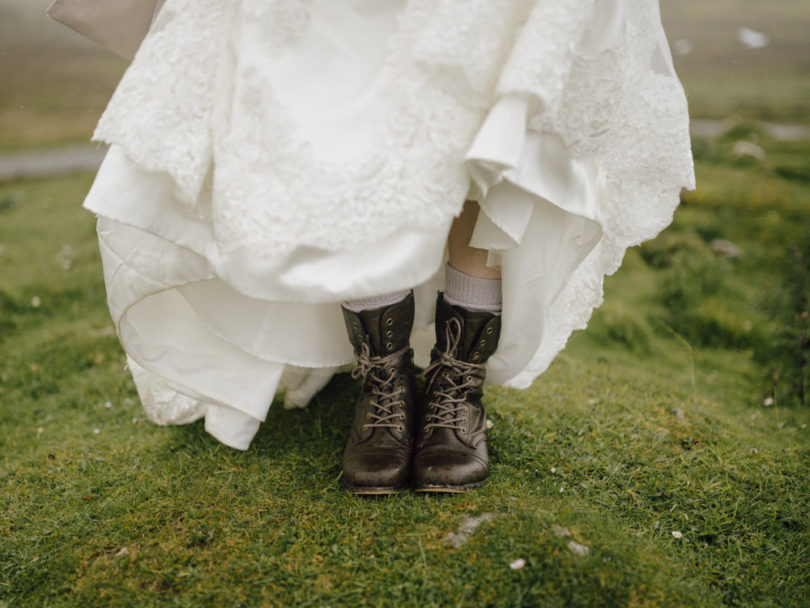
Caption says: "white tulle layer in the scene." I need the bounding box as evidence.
[85,0,694,450]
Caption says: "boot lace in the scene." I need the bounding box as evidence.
[352,342,408,431]
[422,318,485,433]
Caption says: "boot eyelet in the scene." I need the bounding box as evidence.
[423,425,429,432]
[442,371,450,379]
[362,424,368,431]
[386,330,393,339]
[386,341,393,351]
[366,413,372,419]
[486,327,493,335]
[465,375,472,382]
[472,353,481,361]
[461,427,467,434]
[397,425,404,432]
[399,413,405,420]
[479,339,486,347]
[385,318,394,326]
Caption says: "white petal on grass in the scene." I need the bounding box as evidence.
[31,296,41,308]
[509,558,526,570]
[738,27,769,49]
[443,513,497,548]
[763,397,774,407]
[567,541,590,557]
[486,419,494,429]
[93,428,101,435]
[672,531,683,539]
[104,401,113,409]
[732,140,766,161]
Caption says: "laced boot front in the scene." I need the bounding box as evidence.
[340,293,417,494]
[413,294,501,492]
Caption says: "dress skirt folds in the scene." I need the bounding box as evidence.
[83,0,695,450]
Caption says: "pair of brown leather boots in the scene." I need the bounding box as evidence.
[340,292,500,494]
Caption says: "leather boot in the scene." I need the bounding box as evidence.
[340,293,417,494]
[412,293,501,493]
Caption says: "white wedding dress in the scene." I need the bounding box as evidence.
[83,0,694,449]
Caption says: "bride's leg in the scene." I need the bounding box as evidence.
[447,200,502,280]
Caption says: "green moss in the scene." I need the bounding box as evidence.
[2,151,810,607]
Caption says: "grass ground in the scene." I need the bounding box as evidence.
[1,135,809,606]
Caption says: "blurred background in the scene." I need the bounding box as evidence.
[1,0,809,155]
[2,3,809,605]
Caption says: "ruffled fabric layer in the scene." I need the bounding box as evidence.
[84,0,694,449]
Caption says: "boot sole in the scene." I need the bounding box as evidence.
[343,484,405,496]
[413,480,487,494]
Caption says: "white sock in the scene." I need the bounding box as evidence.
[444,263,502,313]
[342,289,411,312]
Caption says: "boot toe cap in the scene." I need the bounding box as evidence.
[342,448,410,491]
[412,448,489,491]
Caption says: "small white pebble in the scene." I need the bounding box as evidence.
[37,427,44,435]
[559,485,565,493]
[31,296,41,308]
[486,419,494,429]
[550,466,556,474]
[93,428,101,435]
[115,547,130,557]
[509,558,526,570]
[672,531,682,539]
[104,401,112,409]
[763,397,774,407]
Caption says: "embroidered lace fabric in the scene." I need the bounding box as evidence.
[86,0,694,449]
